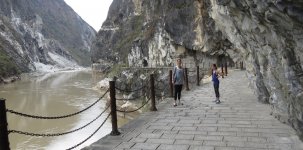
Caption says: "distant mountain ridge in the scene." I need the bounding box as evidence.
[0,0,96,79]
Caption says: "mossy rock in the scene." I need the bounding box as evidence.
[0,50,20,78]
[107,63,128,78]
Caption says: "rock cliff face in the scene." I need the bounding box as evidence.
[92,0,303,139]
[209,0,303,139]
[0,0,96,78]
[91,0,218,69]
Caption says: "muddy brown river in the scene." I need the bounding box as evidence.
[0,70,131,150]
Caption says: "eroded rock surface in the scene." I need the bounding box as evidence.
[0,0,96,79]
[92,0,303,139]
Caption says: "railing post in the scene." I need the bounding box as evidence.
[225,62,228,76]
[221,64,224,78]
[109,81,120,136]
[169,70,173,97]
[185,68,189,91]
[150,74,157,111]
[235,62,238,69]
[240,61,244,70]
[0,98,10,150]
[196,66,200,86]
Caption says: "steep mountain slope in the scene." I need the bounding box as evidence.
[92,0,303,139]
[0,0,96,79]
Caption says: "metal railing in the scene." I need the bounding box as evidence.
[0,74,157,149]
[0,65,218,149]
[1,89,110,150]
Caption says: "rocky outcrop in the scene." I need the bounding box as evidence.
[0,0,96,79]
[91,0,219,71]
[209,0,303,139]
[92,0,303,139]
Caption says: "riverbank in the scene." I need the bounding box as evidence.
[0,75,20,84]
[0,67,91,85]
[1,70,112,150]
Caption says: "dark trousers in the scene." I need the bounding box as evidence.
[213,83,220,98]
[174,84,183,100]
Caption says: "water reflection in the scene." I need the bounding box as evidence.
[0,71,129,150]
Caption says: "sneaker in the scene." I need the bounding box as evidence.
[215,100,221,104]
[173,103,177,107]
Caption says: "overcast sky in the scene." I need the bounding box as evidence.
[64,0,113,31]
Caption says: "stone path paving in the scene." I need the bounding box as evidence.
[84,70,303,150]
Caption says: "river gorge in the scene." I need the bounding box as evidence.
[0,70,131,150]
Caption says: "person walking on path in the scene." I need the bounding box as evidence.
[212,64,221,104]
[172,58,186,107]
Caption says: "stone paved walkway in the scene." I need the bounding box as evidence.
[84,70,303,150]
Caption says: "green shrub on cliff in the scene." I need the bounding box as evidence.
[107,63,128,78]
[115,15,144,57]
[0,50,19,78]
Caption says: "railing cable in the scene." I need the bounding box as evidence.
[6,89,109,119]
[8,105,110,137]
[67,113,110,150]
[116,94,145,101]
[116,97,151,113]
[115,86,145,93]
